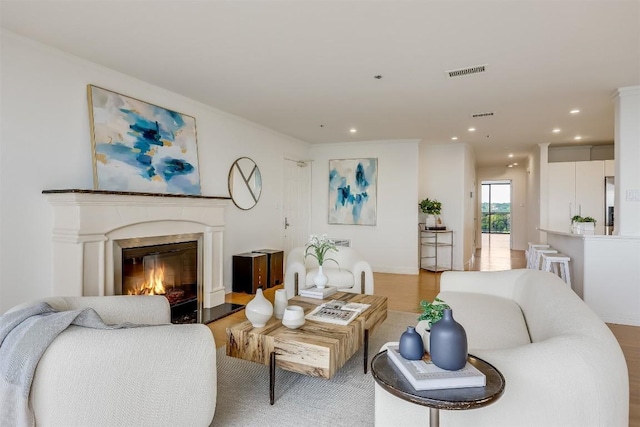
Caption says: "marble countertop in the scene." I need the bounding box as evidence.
[538,228,640,240]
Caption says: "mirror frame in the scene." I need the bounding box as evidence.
[228,157,262,210]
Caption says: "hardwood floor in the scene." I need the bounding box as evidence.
[208,233,639,426]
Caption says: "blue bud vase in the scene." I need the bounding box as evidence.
[429,308,468,370]
[399,326,425,360]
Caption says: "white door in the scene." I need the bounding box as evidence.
[283,159,312,255]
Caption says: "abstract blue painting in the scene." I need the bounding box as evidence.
[87,85,201,195]
[329,158,377,225]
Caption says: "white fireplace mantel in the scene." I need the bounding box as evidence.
[44,190,229,308]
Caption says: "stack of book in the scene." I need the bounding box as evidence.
[305,299,370,325]
[386,344,486,391]
[298,285,338,299]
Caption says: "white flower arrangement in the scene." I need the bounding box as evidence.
[304,234,339,266]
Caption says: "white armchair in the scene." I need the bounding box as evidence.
[6,296,216,427]
[284,246,374,298]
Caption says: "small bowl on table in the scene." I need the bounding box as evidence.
[282,305,305,329]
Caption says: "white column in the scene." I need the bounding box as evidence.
[51,231,107,297]
[203,226,226,308]
[538,143,550,243]
[614,86,640,236]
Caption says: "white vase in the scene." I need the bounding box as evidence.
[282,305,305,329]
[274,289,288,320]
[314,265,329,289]
[425,214,437,229]
[245,288,273,328]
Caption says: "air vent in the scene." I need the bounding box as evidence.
[446,64,487,78]
[471,112,494,118]
[330,238,351,248]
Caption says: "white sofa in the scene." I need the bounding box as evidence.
[284,246,374,298]
[6,296,217,427]
[375,269,629,427]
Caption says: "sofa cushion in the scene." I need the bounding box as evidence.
[305,268,354,289]
[437,291,531,350]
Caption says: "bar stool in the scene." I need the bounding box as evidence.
[533,248,559,270]
[541,253,572,287]
[526,243,550,269]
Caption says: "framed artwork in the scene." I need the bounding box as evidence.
[87,85,202,195]
[328,158,377,225]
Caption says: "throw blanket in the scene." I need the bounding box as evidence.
[0,302,144,427]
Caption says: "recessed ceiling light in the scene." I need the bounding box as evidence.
[468,127,476,132]
[552,128,561,133]
[513,162,518,166]
[451,136,458,140]
[508,154,514,158]
[574,136,582,140]
[570,109,580,114]
[507,164,514,168]
[350,128,357,134]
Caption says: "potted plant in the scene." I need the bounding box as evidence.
[415,297,450,351]
[305,234,339,288]
[419,198,442,228]
[571,215,596,234]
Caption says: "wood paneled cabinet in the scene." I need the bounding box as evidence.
[232,253,267,294]
[548,161,605,233]
[252,249,284,288]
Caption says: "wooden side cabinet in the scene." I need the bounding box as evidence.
[232,252,267,294]
[252,249,284,288]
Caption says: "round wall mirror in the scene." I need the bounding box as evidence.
[228,157,262,210]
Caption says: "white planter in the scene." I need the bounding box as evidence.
[415,320,431,352]
[571,222,595,234]
[425,214,437,228]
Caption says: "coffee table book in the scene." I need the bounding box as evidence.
[386,345,486,391]
[298,285,338,299]
[305,300,370,325]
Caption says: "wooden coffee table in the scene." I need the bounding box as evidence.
[226,292,388,404]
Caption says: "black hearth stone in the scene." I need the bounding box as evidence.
[171,303,244,324]
[202,303,245,324]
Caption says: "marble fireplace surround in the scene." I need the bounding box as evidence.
[43,190,229,309]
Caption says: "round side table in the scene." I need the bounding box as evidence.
[371,350,505,427]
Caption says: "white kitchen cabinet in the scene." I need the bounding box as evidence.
[605,159,615,176]
[548,161,605,233]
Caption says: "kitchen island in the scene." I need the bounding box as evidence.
[538,228,640,326]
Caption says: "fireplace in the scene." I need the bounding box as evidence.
[43,190,229,316]
[115,235,201,323]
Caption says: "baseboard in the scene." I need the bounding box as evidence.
[372,267,419,275]
[601,314,640,327]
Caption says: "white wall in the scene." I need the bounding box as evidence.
[476,165,528,251]
[0,31,310,312]
[309,140,420,274]
[614,86,640,236]
[419,142,471,270]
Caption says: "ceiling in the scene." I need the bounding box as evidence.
[2,1,639,167]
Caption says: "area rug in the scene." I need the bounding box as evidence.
[211,310,418,427]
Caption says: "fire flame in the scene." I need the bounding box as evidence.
[128,264,166,295]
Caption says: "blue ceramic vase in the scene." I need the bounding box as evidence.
[399,326,424,360]
[429,308,468,370]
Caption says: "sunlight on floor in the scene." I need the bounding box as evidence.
[472,233,526,271]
